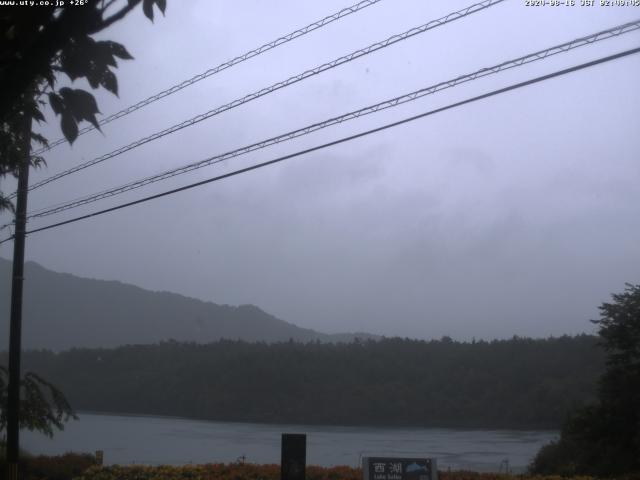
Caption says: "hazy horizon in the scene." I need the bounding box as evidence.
[0,254,612,341]
[1,1,638,342]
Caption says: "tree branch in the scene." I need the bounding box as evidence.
[100,0,121,15]
[98,0,141,31]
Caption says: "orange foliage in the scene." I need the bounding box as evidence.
[72,463,604,480]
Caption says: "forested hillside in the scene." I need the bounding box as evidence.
[8,335,603,429]
[0,258,376,349]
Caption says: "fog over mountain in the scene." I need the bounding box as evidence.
[0,1,638,342]
[0,258,377,351]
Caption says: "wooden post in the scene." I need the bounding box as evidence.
[5,111,32,480]
[281,434,306,480]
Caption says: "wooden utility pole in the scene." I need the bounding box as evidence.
[5,111,32,480]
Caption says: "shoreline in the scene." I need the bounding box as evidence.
[74,410,560,434]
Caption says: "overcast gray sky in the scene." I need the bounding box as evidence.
[1,0,639,340]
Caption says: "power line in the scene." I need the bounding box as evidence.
[24,0,504,194]
[32,0,386,156]
[17,0,505,198]
[26,19,640,219]
[2,45,636,245]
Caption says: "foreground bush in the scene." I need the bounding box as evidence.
[72,464,605,480]
[529,285,640,477]
[74,463,360,480]
[3,459,637,480]
[0,451,96,480]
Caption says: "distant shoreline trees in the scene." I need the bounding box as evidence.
[3,334,603,430]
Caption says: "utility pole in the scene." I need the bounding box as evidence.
[5,110,32,480]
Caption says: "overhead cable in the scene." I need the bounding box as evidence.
[27,19,640,219]
[18,0,505,198]
[0,45,636,245]
[33,0,387,155]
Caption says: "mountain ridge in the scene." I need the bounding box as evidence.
[0,257,378,350]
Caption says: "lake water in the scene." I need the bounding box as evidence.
[22,412,557,472]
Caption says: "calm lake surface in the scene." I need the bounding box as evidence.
[22,413,557,472]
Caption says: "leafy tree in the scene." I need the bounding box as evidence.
[0,0,168,446]
[0,0,167,212]
[0,366,76,438]
[530,283,640,477]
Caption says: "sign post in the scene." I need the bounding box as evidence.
[281,434,306,480]
[363,457,437,480]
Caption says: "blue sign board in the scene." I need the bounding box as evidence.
[362,457,437,480]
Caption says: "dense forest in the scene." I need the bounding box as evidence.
[3,335,603,429]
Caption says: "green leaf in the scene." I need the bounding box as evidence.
[59,38,91,81]
[32,108,45,124]
[30,155,47,169]
[59,88,102,131]
[48,93,65,115]
[141,0,166,21]
[60,58,82,81]
[60,112,78,144]
[100,70,118,96]
[60,36,105,82]
[95,42,118,67]
[86,68,102,89]
[106,41,134,60]
[0,194,15,214]
[31,132,49,147]
[43,68,56,88]
[60,88,99,117]
[155,0,166,14]
[86,114,101,131]
[143,0,154,21]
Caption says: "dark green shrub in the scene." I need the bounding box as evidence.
[0,450,96,480]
